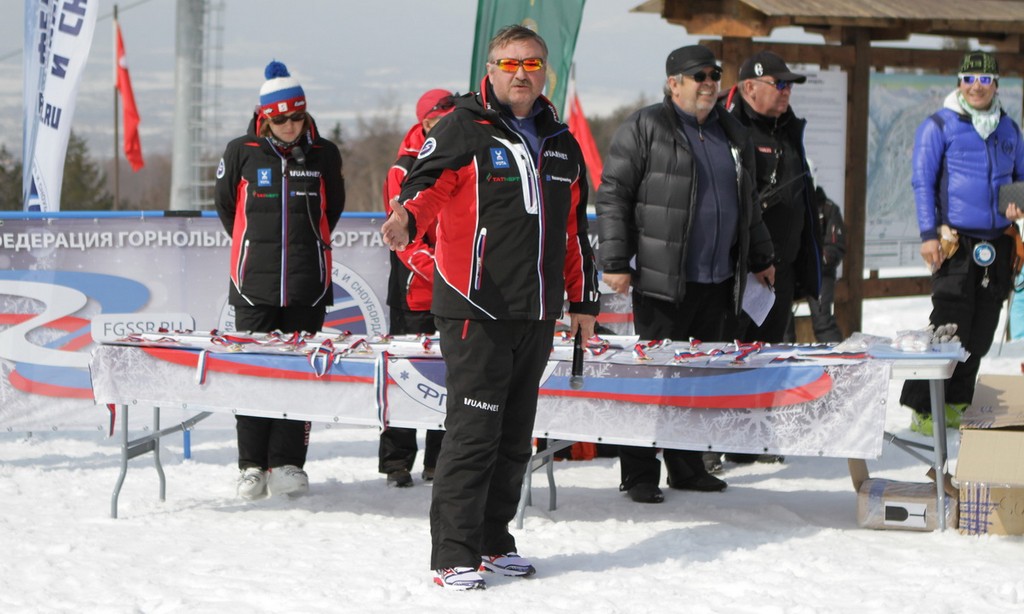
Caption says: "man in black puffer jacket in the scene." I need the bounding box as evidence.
[597,45,775,504]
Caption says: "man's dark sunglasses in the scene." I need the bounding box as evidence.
[690,69,722,83]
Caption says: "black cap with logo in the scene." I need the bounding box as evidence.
[738,51,807,84]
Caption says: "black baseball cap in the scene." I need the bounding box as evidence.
[665,45,719,76]
[739,51,807,84]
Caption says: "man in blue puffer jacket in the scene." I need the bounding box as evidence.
[900,50,1024,436]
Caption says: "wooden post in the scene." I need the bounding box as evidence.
[836,28,871,335]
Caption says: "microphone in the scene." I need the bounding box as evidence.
[569,329,585,390]
[291,146,306,167]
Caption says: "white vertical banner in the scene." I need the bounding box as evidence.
[22,0,100,212]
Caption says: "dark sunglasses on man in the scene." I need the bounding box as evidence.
[689,69,722,83]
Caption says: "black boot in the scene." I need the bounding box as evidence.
[666,451,727,492]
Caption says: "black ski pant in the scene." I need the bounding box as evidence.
[429,317,555,570]
[808,274,843,342]
[233,304,323,470]
[900,233,1013,415]
[618,280,734,490]
[379,308,445,473]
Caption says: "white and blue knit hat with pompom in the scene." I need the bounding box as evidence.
[259,60,306,118]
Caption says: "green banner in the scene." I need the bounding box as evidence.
[470,0,586,116]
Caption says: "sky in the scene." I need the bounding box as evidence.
[0,0,704,156]
[2,296,1024,612]
[0,0,840,158]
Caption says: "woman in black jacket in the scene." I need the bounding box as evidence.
[214,60,345,500]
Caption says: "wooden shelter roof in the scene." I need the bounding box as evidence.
[634,0,1024,44]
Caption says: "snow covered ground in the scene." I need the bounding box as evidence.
[2,296,1024,613]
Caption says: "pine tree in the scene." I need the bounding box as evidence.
[0,144,22,210]
[341,111,402,212]
[60,131,112,210]
[328,122,344,149]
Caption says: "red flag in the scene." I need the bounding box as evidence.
[115,21,144,172]
[568,91,602,190]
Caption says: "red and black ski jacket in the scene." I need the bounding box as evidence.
[398,78,600,321]
[215,114,345,308]
[384,123,436,312]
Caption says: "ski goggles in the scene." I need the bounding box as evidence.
[491,58,545,73]
[958,73,996,86]
[270,111,307,126]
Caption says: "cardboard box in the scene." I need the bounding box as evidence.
[957,375,1024,536]
[857,478,957,531]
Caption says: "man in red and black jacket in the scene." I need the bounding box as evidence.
[381,25,599,590]
[377,89,454,488]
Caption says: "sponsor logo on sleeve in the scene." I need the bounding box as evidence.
[216,158,225,179]
[418,137,438,159]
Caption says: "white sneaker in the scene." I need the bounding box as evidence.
[237,467,267,500]
[480,552,536,577]
[267,465,309,497]
[434,567,486,591]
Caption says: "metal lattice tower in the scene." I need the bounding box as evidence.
[197,0,224,209]
[169,0,223,211]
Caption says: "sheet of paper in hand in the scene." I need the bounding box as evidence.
[998,181,1024,216]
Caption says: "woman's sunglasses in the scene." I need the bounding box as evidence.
[270,111,307,126]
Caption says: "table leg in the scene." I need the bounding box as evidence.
[153,407,166,502]
[109,407,212,519]
[515,439,573,529]
[928,379,948,530]
[111,403,129,519]
[546,454,556,512]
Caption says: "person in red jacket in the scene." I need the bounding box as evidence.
[378,89,454,488]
